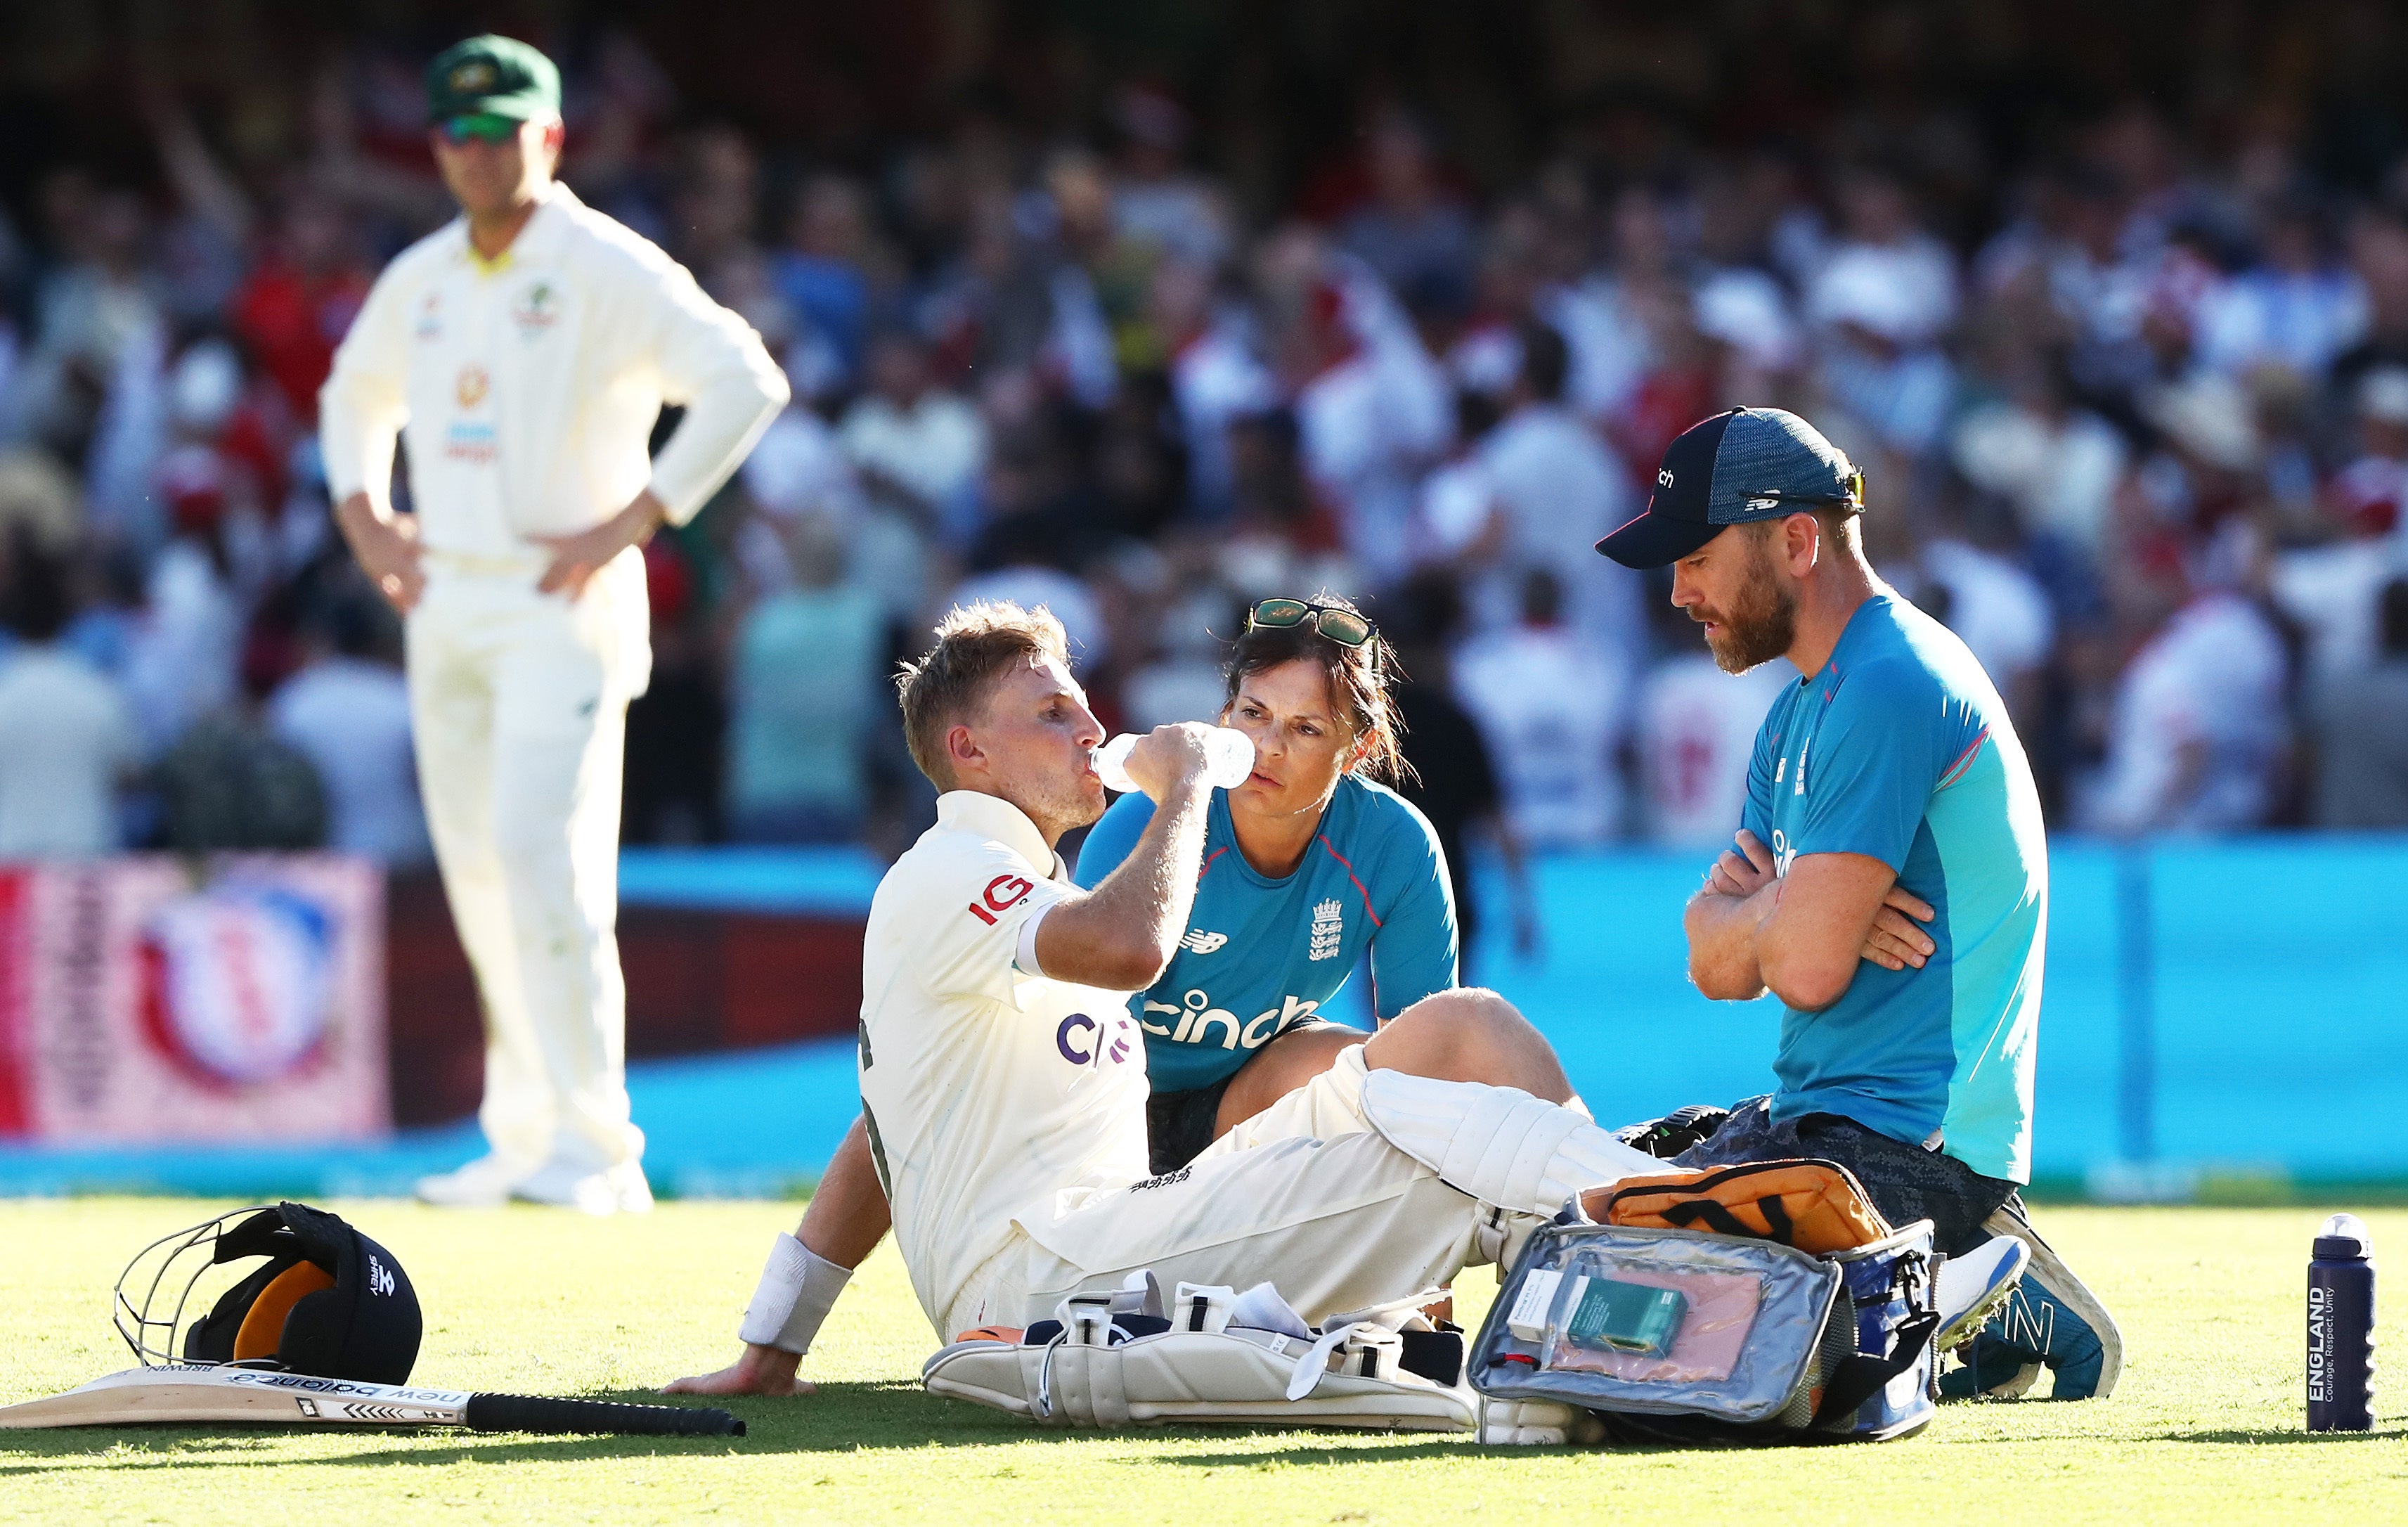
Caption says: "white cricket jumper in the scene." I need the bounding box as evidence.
[321,185,787,1185]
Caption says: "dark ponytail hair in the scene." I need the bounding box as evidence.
[1222,592,1411,785]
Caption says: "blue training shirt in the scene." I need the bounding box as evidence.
[1742,593,2047,1185]
[1075,774,1458,1093]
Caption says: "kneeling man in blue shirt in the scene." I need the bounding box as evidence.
[1598,407,2121,1402]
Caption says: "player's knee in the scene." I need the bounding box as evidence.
[1382,988,1532,1078]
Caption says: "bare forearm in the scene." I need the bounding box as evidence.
[1750,853,1901,1011]
[1754,899,1844,1010]
[793,1116,890,1269]
[332,490,384,541]
[1039,779,1210,988]
[1685,885,1773,1000]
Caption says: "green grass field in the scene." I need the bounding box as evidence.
[1,1199,2402,1524]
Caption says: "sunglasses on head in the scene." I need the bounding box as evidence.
[441,113,522,146]
[1247,598,1378,652]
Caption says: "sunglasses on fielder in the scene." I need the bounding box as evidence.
[441,113,523,146]
[1247,598,1378,655]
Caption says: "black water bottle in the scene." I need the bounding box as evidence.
[2308,1213,2376,1432]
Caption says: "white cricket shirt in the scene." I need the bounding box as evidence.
[319,184,787,558]
[858,790,1149,1332]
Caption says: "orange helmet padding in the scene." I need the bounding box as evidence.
[232,1260,337,1361]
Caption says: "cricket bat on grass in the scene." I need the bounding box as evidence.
[0,1365,744,1436]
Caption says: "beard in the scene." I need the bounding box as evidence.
[1696,537,1798,674]
[1006,766,1108,844]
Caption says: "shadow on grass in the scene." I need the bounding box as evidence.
[1143,1438,1490,1467]
[0,1383,1096,1470]
[2163,1426,2408,1445]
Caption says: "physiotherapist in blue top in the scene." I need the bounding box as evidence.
[1079,594,1576,1174]
[1598,406,2123,1402]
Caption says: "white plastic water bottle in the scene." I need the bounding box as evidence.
[1094,727,1256,794]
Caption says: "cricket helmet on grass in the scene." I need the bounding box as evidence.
[114,1201,422,1384]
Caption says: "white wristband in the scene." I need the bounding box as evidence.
[738,1232,853,1355]
[1015,899,1053,977]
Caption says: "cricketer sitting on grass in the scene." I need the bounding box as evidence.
[320,34,788,1215]
[669,602,1663,1396]
[1598,406,2123,1400]
[670,591,1576,1379]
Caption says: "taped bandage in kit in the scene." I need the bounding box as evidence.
[738,1232,853,1354]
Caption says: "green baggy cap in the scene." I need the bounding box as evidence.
[426,34,561,125]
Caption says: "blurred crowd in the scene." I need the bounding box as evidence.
[5,15,2408,876]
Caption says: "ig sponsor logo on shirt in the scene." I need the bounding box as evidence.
[966,874,1032,926]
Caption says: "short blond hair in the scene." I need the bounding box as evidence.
[895,601,1072,787]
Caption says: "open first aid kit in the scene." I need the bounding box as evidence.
[1469,1159,1943,1445]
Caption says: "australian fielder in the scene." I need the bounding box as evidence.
[320,36,788,1212]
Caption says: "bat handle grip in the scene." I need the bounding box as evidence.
[463,1393,745,1436]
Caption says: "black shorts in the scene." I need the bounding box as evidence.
[1668,1095,2019,1256]
[1144,1017,1343,1175]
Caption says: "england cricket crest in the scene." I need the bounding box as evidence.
[1307,898,1343,962]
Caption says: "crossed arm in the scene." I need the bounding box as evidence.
[1684,830,1936,1010]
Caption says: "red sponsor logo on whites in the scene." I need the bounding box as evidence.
[966,875,1033,926]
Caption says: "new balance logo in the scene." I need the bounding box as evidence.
[1998,1289,2054,1351]
[1179,929,1229,955]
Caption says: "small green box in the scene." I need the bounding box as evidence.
[1564,1277,1688,1356]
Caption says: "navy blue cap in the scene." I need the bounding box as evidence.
[1596,407,1863,569]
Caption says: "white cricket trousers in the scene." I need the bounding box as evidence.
[405,547,651,1180]
[941,1047,1510,1339]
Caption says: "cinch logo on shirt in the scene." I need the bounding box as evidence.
[1307,898,1343,962]
[1178,929,1228,955]
[1139,990,1320,1051]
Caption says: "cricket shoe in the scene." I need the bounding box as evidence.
[514,1159,654,1216]
[1939,1201,2123,1400]
[1934,1232,2029,1349]
[415,1154,525,1209]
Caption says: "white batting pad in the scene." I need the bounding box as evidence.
[1359,1071,1660,1217]
[922,1288,1475,1433]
